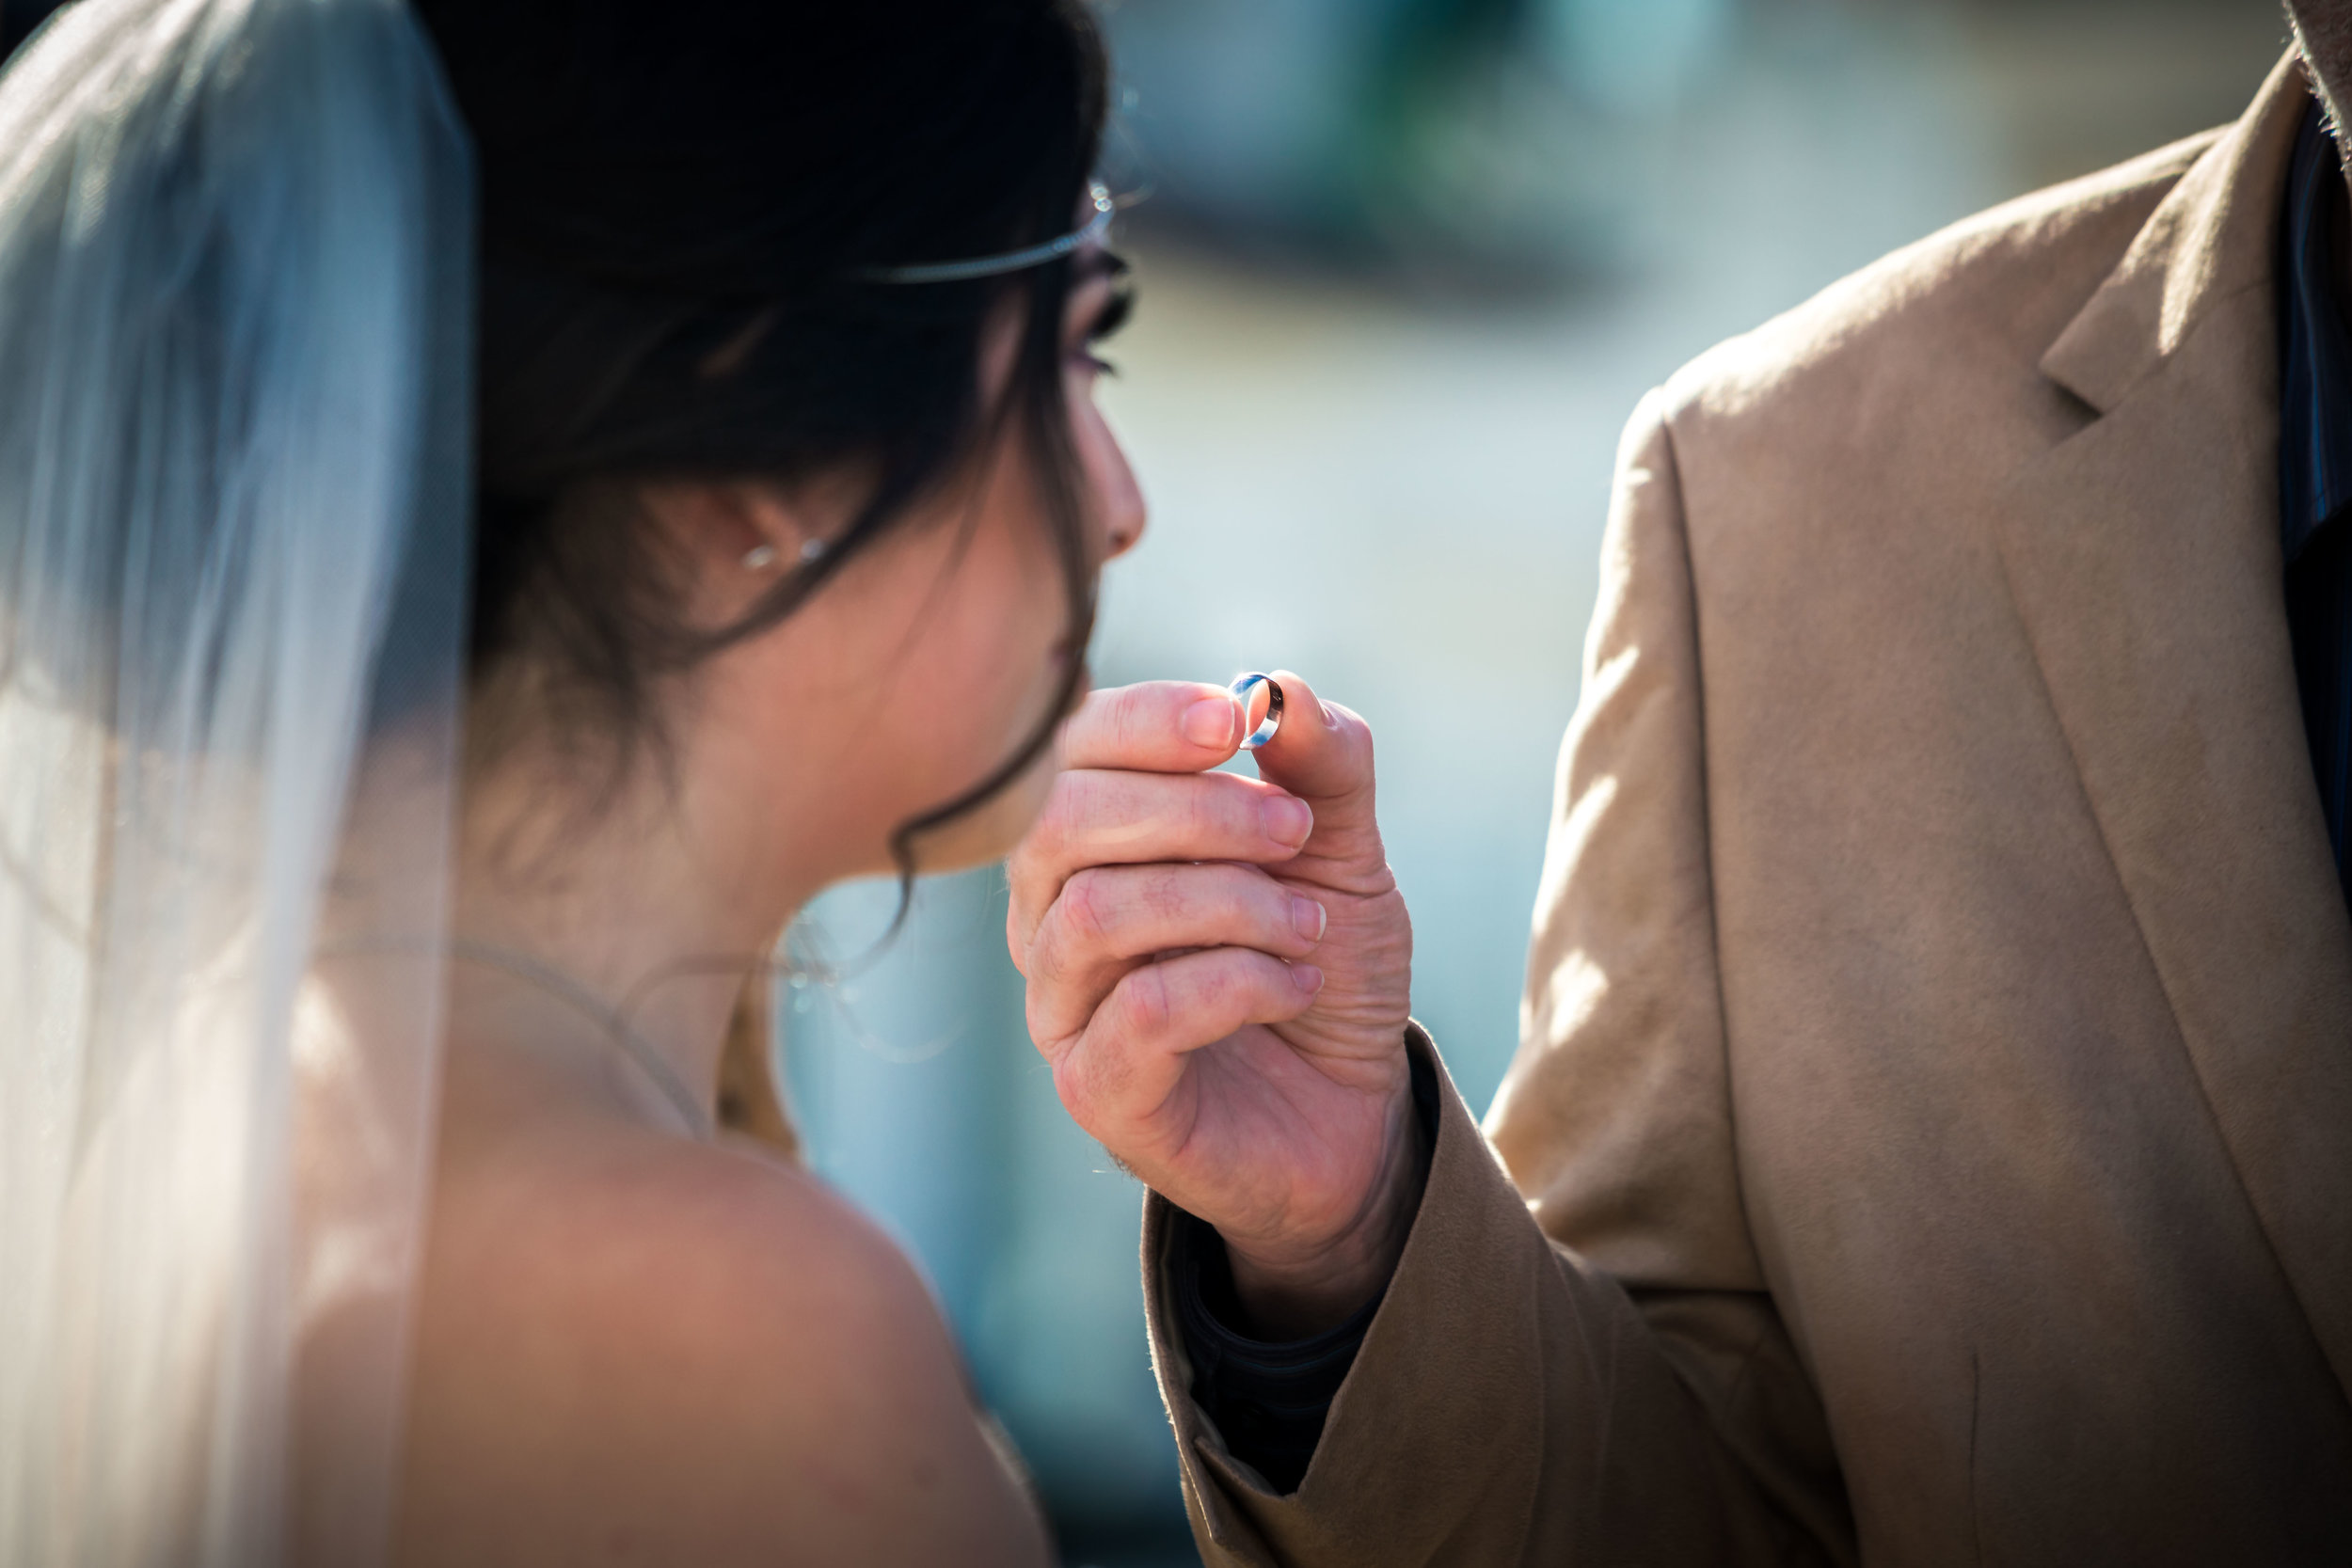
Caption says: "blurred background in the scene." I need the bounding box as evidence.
[772,1,2295,1563]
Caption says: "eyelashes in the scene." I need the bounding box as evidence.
[1067,277,1135,378]
[1086,284,1135,345]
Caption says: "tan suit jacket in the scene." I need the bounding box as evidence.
[1145,53,2352,1565]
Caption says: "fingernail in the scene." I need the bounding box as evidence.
[1263,795,1312,847]
[1291,895,1327,942]
[1291,962,1325,995]
[1182,695,1238,750]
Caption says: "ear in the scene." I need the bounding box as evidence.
[636,479,811,575]
[624,481,788,629]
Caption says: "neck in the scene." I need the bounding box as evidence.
[446,736,818,1138]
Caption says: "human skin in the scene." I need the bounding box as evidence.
[391,259,1144,1566]
[1008,676,1423,1337]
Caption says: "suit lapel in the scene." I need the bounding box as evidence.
[2004,51,2352,1394]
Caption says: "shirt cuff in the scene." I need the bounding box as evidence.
[1168,1045,1440,1495]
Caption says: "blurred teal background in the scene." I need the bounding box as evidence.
[778,3,2291,1561]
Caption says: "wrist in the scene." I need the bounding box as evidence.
[1223,1074,1427,1338]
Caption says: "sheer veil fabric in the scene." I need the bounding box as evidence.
[0,0,474,1563]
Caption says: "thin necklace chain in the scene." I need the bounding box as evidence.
[448,937,716,1141]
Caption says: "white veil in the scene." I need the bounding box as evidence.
[0,0,472,1563]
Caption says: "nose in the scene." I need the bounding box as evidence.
[1099,431,1147,562]
[1104,502,1145,561]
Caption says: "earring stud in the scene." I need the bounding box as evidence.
[746,539,830,572]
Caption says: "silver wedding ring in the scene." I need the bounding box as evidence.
[1230,673,1284,750]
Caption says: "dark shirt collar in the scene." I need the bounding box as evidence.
[2280,97,2352,563]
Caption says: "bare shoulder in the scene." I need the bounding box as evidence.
[395,1120,1049,1567]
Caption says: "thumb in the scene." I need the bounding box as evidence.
[1242,669,1378,837]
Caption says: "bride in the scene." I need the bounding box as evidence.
[0,0,1293,1561]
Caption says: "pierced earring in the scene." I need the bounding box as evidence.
[800,538,828,563]
[742,544,779,570]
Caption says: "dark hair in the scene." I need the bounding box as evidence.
[413,0,1111,881]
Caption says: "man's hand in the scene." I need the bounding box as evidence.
[1008,674,1420,1337]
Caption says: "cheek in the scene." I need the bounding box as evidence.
[903,729,1062,874]
[895,502,1068,775]
[863,531,1066,873]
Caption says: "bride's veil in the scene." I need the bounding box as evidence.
[0,0,472,1562]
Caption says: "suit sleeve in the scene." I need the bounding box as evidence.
[1141,391,1856,1567]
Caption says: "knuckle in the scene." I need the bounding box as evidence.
[1056,1039,1129,1126]
[1049,1049,1084,1113]
[1116,965,1172,1039]
[1321,696,1375,767]
[1058,868,1111,946]
[1050,1044,1100,1124]
[1024,994,1059,1054]
[1025,933,1073,992]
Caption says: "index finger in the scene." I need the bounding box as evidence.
[1059,680,1245,774]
